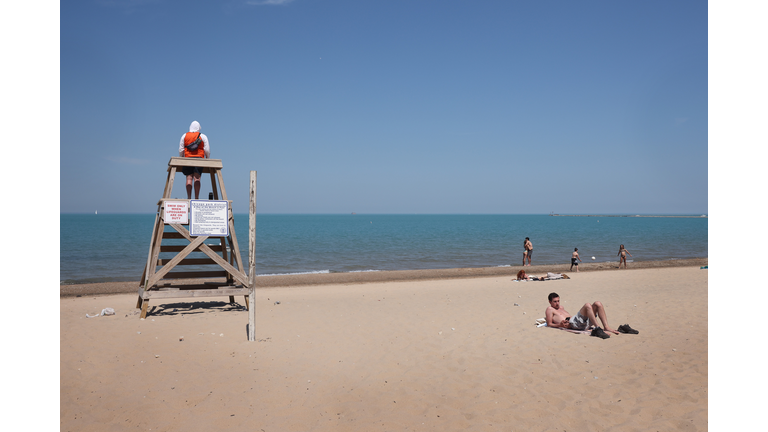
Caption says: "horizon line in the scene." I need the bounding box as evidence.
[61,212,709,216]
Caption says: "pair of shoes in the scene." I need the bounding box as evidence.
[591,327,610,339]
[618,324,639,334]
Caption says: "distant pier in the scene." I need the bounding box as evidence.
[549,214,707,218]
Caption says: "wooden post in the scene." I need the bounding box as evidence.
[248,171,257,341]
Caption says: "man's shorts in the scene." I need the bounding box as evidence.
[527,250,533,258]
[571,258,579,266]
[569,312,590,330]
[182,166,205,177]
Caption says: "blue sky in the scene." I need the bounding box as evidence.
[59,0,707,214]
[9,3,768,427]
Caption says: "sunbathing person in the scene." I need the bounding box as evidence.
[516,269,544,281]
[545,292,638,339]
[517,270,567,281]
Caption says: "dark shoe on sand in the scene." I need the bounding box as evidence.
[618,324,639,334]
[591,327,610,339]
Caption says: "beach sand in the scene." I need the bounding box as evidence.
[60,265,707,431]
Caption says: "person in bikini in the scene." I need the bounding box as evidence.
[617,244,632,269]
[545,292,638,339]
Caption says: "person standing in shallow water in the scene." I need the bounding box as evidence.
[618,244,632,269]
[178,120,210,199]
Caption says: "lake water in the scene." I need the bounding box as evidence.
[60,214,708,284]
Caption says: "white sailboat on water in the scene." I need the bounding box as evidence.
[95,210,98,215]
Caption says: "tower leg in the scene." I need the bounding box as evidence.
[140,299,149,319]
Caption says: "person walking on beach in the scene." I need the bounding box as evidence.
[617,244,632,269]
[545,292,638,339]
[178,120,210,199]
[524,237,533,266]
[571,248,582,272]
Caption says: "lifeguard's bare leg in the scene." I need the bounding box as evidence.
[186,173,202,199]
[186,174,194,199]
[193,172,201,199]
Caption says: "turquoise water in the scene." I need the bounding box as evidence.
[60,214,708,284]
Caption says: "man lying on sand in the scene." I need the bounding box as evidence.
[545,292,639,339]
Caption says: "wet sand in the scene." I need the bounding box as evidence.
[60,258,708,297]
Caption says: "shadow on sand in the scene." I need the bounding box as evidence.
[146,300,247,317]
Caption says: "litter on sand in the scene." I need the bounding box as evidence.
[86,308,115,318]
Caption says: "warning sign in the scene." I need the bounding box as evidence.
[190,200,229,237]
[164,200,189,224]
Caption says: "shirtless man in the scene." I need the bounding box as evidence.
[524,237,533,266]
[545,292,625,339]
[571,248,581,272]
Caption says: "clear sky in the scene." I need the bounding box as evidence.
[60,0,707,214]
[9,4,768,428]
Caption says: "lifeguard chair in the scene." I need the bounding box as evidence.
[137,157,251,319]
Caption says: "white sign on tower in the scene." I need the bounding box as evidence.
[164,200,189,224]
[190,200,229,236]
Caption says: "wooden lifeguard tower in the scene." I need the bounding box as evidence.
[137,157,254,321]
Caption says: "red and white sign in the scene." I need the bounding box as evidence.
[164,200,189,224]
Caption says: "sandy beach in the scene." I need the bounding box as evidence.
[60,263,707,431]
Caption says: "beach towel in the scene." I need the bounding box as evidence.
[514,273,569,282]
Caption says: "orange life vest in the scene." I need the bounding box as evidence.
[183,132,205,158]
